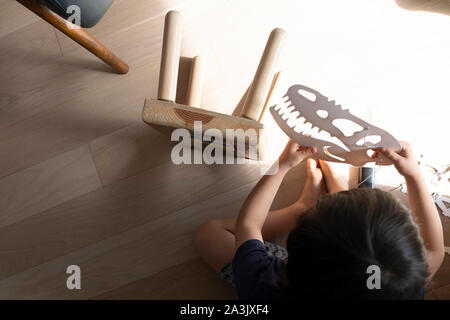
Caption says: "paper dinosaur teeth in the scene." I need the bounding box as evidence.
[272,97,349,151]
[273,98,339,140]
[273,105,345,150]
[294,118,307,133]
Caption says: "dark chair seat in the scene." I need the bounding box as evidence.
[38,0,114,28]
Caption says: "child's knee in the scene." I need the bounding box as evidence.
[194,220,221,250]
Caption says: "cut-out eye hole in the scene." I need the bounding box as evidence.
[356,135,381,146]
[316,110,328,118]
[366,149,376,158]
[332,119,364,137]
[298,89,317,102]
[323,146,345,162]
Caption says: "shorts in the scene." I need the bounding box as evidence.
[218,241,288,287]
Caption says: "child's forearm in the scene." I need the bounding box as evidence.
[379,142,444,278]
[405,172,444,273]
[235,165,289,247]
[215,204,306,241]
[261,203,306,240]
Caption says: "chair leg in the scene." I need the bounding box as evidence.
[17,0,129,74]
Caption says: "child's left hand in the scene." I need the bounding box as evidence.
[279,139,317,171]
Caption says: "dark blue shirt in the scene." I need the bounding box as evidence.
[232,239,284,299]
[232,239,425,300]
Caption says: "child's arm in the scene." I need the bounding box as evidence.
[235,140,316,249]
[380,142,445,279]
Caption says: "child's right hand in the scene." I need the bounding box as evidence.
[376,141,421,179]
[278,139,317,171]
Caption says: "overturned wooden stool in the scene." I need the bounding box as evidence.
[142,10,286,160]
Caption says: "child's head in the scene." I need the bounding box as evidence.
[283,188,428,299]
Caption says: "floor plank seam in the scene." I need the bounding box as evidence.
[0,114,139,180]
[53,28,64,57]
[87,142,107,187]
[89,256,204,300]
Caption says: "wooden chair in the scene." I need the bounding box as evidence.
[17,0,129,74]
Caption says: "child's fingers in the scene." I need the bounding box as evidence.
[381,147,402,163]
[371,149,381,159]
[286,139,295,149]
[397,141,412,157]
[285,139,298,151]
[286,138,317,156]
[306,158,317,171]
[297,146,317,155]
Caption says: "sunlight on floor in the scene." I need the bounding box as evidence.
[177,0,449,189]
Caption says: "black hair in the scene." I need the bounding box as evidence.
[281,188,429,299]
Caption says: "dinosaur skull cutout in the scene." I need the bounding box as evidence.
[270,84,402,166]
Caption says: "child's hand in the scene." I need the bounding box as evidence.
[375,141,421,179]
[279,139,317,171]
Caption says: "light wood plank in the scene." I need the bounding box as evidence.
[424,289,440,300]
[0,160,262,281]
[91,116,306,192]
[89,121,174,186]
[0,145,101,228]
[93,258,236,300]
[0,59,157,179]
[0,182,256,299]
[0,19,60,78]
[0,0,41,38]
[434,283,450,300]
[0,11,165,130]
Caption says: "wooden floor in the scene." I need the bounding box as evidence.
[0,0,449,299]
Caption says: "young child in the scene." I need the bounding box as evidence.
[194,140,445,299]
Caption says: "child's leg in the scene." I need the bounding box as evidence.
[319,160,350,193]
[194,218,237,272]
[194,208,303,273]
[195,159,325,272]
